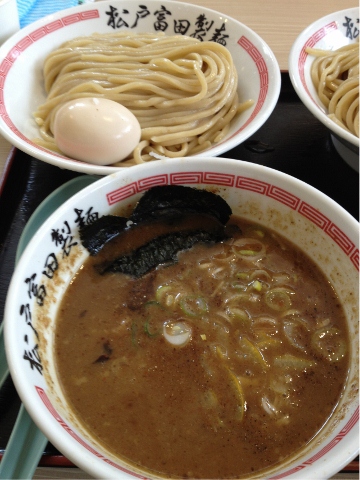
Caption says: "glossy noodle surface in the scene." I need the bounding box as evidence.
[307,43,359,137]
[34,32,252,165]
[54,218,349,478]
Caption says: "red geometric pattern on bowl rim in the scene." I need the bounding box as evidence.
[0,10,99,162]
[236,36,269,133]
[297,21,338,104]
[268,405,359,479]
[107,172,359,271]
[35,385,148,478]
[35,388,359,477]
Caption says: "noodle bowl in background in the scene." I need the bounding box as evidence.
[34,32,253,165]
[306,43,359,138]
[289,7,359,172]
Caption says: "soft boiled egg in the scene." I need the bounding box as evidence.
[53,97,141,165]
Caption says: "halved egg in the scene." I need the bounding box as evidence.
[53,97,141,165]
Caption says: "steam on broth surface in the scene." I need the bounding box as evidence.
[54,215,349,478]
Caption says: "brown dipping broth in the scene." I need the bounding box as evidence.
[54,217,349,479]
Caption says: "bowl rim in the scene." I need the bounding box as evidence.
[288,7,359,150]
[0,0,281,176]
[4,157,359,479]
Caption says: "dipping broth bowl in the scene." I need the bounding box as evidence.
[0,0,280,175]
[4,157,359,479]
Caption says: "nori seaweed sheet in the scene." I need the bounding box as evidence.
[79,186,232,257]
[79,215,128,255]
[96,229,226,278]
[130,185,232,225]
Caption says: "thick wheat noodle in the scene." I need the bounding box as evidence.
[34,32,253,166]
[306,43,359,137]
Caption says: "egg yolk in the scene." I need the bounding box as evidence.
[53,97,141,165]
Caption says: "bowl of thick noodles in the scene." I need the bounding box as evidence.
[4,156,359,479]
[288,7,359,172]
[0,0,280,175]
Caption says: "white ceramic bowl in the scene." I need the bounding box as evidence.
[4,157,359,479]
[0,0,280,175]
[289,8,359,172]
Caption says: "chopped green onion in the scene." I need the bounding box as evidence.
[212,251,232,261]
[249,269,272,283]
[236,272,249,280]
[272,272,291,285]
[232,238,265,259]
[251,280,262,292]
[163,321,192,346]
[180,295,208,317]
[311,327,347,362]
[155,285,174,306]
[231,281,247,291]
[283,318,310,351]
[254,229,265,238]
[144,300,165,313]
[225,293,252,304]
[144,318,159,337]
[265,288,292,311]
[226,307,251,327]
[252,316,281,349]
